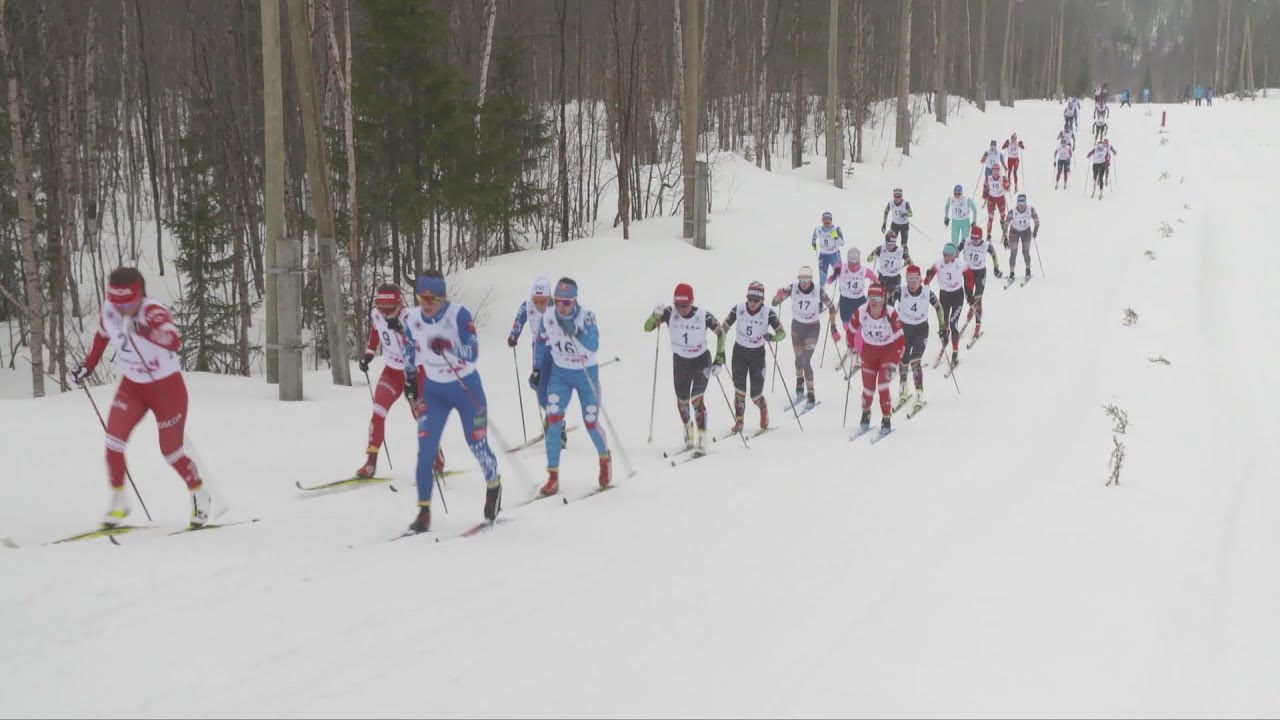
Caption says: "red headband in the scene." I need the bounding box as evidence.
[107,281,142,306]
[374,289,401,309]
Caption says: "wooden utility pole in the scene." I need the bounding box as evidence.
[286,0,350,386]
[827,0,842,187]
[935,0,948,124]
[682,0,701,244]
[261,0,300,398]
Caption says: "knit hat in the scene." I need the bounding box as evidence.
[970,225,984,241]
[868,283,886,301]
[798,265,814,279]
[953,184,964,193]
[905,264,922,279]
[943,243,957,256]
[553,277,578,300]
[673,283,694,305]
[374,284,402,310]
[821,211,833,221]
[846,247,861,263]
[746,281,765,301]
[1016,193,1028,204]
[531,276,552,298]
[107,279,143,306]
[415,273,447,298]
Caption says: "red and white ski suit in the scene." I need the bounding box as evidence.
[845,305,905,416]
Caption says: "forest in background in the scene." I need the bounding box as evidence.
[2,0,1276,396]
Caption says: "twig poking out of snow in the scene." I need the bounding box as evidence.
[1158,222,1174,237]
[1107,436,1126,487]
[1144,250,1157,260]
[1123,308,1139,327]
[1103,403,1130,434]
[1148,356,1171,365]
[1159,171,1170,181]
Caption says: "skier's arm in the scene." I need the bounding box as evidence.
[82,317,110,374]
[771,286,791,307]
[987,246,1002,275]
[706,312,727,357]
[1032,208,1041,235]
[454,306,479,362]
[768,308,785,341]
[881,204,891,228]
[844,312,861,350]
[866,247,881,262]
[967,198,978,217]
[576,312,600,353]
[365,325,380,354]
[810,226,818,251]
[644,306,670,332]
[139,304,181,353]
[903,246,913,265]
[905,200,913,218]
[509,303,528,341]
[929,291,945,327]
[721,306,738,332]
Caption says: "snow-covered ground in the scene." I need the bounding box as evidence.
[2,98,1278,718]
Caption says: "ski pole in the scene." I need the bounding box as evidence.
[943,349,962,394]
[511,347,528,443]
[711,370,750,449]
[80,382,153,521]
[362,369,393,471]
[574,354,637,479]
[647,330,660,444]
[818,320,829,368]
[908,221,938,245]
[841,363,852,427]
[1034,235,1046,277]
[766,339,803,431]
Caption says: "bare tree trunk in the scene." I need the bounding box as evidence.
[672,0,684,112]
[976,0,988,110]
[323,0,362,354]
[964,0,973,96]
[753,0,771,169]
[682,0,700,241]
[477,0,498,111]
[791,0,803,167]
[998,0,1013,106]
[0,0,46,397]
[935,0,948,123]
[556,0,569,247]
[286,0,350,385]
[896,0,912,154]
[827,0,841,183]
[1054,0,1064,99]
[133,0,165,275]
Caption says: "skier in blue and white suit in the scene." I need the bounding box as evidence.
[506,276,562,446]
[401,270,502,533]
[534,277,611,498]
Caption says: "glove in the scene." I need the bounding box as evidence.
[811,241,817,252]
[528,368,541,391]
[880,224,886,233]
[506,334,519,348]
[711,351,725,375]
[358,353,373,373]
[428,337,453,356]
[937,327,948,343]
[1002,236,1009,249]
[69,365,91,387]
[771,328,787,342]
[1033,230,1039,239]
[830,325,840,342]
[652,302,665,317]
[385,317,402,332]
[994,268,1004,279]
[944,217,950,227]
[404,373,420,404]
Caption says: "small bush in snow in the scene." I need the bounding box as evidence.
[1159,171,1170,181]
[1158,222,1174,237]
[1103,404,1130,434]
[1123,308,1139,326]
[1107,436,1126,487]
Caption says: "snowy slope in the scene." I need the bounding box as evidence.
[2,98,1279,718]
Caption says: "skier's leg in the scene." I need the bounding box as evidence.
[731,347,748,423]
[145,373,202,490]
[104,378,148,491]
[545,369,571,470]
[575,367,609,456]
[414,383,452,505]
[451,374,500,488]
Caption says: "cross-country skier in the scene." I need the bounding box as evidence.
[880,188,914,245]
[1053,138,1074,189]
[889,265,944,413]
[356,284,445,480]
[829,246,879,332]
[944,184,979,246]
[399,271,503,534]
[1057,124,1076,153]
[1064,97,1079,132]
[772,266,838,409]
[70,267,217,528]
[811,211,845,287]
[867,230,912,303]
[1092,113,1108,143]
[1002,133,1026,191]
[960,225,1003,341]
[981,164,1011,239]
[721,281,785,434]
[980,140,1007,175]
[1004,194,1041,280]
[506,276,563,448]
[536,278,611,497]
[1086,139,1117,197]
[644,283,725,452]
[845,283,904,435]
[924,244,975,369]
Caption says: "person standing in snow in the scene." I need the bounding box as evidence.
[980,140,1007,175]
[944,184,979,247]
[1004,194,1041,280]
[960,225,1003,342]
[811,211,845,288]
[644,283,725,453]
[889,265,944,415]
[1002,133,1026,191]
[355,283,446,480]
[880,188,914,246]
[845,283,904,436]
[69,267,217,529]
[536,278,611,497]
[981,164,1011,240]
[399,271,503,534]
[1053,138,1074,189]
[507,276,563,447]
[721,281,785,434]
[772,266,838,410]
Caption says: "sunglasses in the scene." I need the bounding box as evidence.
[554,299,575,307]
[747,296,763,303]
[674,301,692,309]
[417,293,442,303]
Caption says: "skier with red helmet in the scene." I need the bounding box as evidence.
[644,283,725,454]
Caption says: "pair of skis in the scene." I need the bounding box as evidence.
[46,518,261,547]
[295,469,469,494]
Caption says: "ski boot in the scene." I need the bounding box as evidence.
[355,449,378,479]
[794,377,806,402]
[1025,267,1032,279]
[951,351,959,367]
[881,416,892,434]
[758,402,770,431]
[409,503,431,533]
[683,422,697,451]
[859,408,871,432]
[731,416,745,434]
[899,383,911,404]
[483,481,502,521]
[540,469,560,497]
[973,322,982,340]
[598,454,612,490]
[695,426,708,455]
[914,389,926,412]
[102,488,131,527]
[805,391,816,410]
[190,484,213,528]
